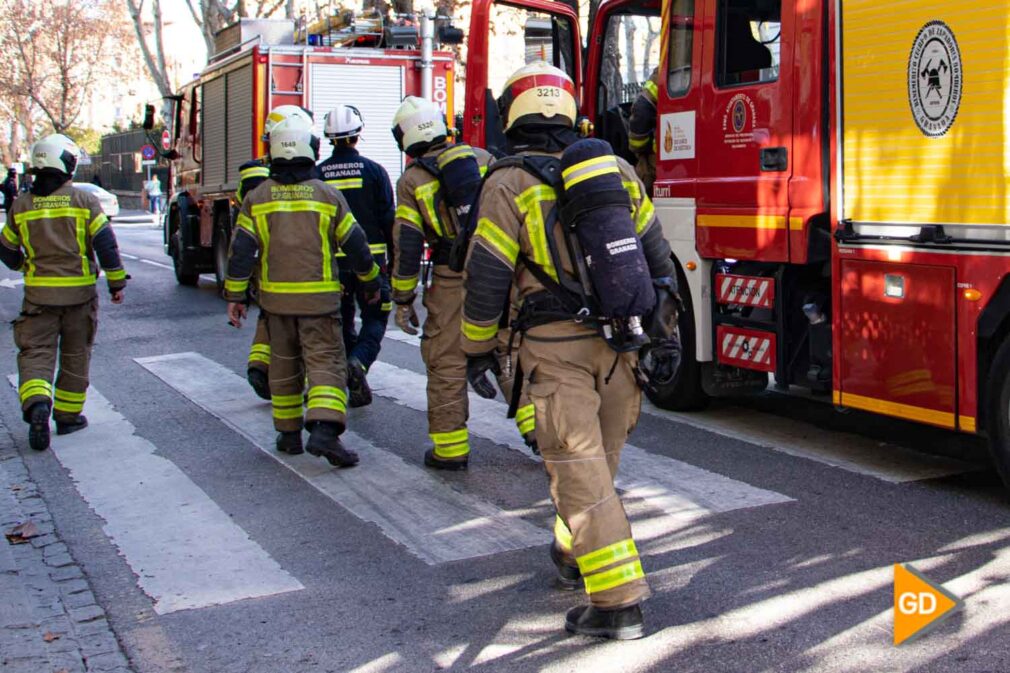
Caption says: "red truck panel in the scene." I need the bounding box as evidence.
[717,325,776,372]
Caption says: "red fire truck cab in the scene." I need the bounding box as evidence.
[463,0,1010,484]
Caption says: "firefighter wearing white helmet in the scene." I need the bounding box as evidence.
[318,104,394,408]
[0,134,127,452]
[460,61,679,639]
[390,96,538,470]
[238,106,315,402]
[224,113,382,468]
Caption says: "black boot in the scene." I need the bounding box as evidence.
[306,422,358,467]
[565,604,645,640]
[247,368,271,401]
[56,416,88,436]
[275,431,303,455]
[347,357,373,408]
[550,542,581,590]
[27,403,50,452]
[423,448,468,471]
[523,431,540,456]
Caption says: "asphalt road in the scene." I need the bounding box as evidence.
[2,227,1010,673]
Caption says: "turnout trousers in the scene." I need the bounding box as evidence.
[247,309,270,375]
[263,312,348,433]
[14,298,98,424]
[339,268,392,370]
[520,323,651,610]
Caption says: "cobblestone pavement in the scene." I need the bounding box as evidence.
[0,424,133,673]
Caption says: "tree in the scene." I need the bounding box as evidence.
[125,0,173,98]
[0,0,130,134]
[183,0,296,57]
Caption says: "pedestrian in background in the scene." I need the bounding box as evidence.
[144,175,162,215]
[1,168,17,216]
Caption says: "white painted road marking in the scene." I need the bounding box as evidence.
[6,375,303,614]
[135,352,551,565]
[382,327,974,483]
[366,361,793,520]
[0,277,24,289]
[139,258,173,270]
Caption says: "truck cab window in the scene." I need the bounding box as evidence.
[667,0,695,97]
[716,0,781,87]
[486,5,577,98]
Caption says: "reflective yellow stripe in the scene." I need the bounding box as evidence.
[414,181,443,237]
[436,144,475,168]
[395,204,423,228]
[53,400,84,413]
[240,166,270,180]
[236,213,255,234]
[583,560,645,594]
[306,398,346,412]
[475,217,518,264]
[554,515,573,551]
[327,178,364,190]
[515,403,536,435]
[272,407,304,420]
[369,243,388,255]
[248,352,270,364]
[515,185,558,281]
[432,441,469,458]
[19,379,52,402]
[635,197,655,234]
[431,429,468,445]
[622,180,642,201]
[1,225,18,245]
[643,79,658,100]
[319,215,335,284]
[14,207,91,225]
[392,275,418,292]
[561,155,621,190]
[250,200,338,218]
[838,392,955,429]
[381,301,393,312]
[335,213,356,241]
[259,280,341,294]
[628,135,651,150]
[88,213,109,236]
[479,165,488,177]
[224,279,249,294]
[24,276,95,288]
[105,269,127,281]
[577,539,638,575]
[54,389,86,402]
[15,207,92,285]
[359,263,380,282]
[461,319,498,342]
[308,386,347,403]
[272,393,304,406]
[250,345,271,354]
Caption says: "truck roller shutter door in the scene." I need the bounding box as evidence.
[202,77,227,188]
[309,64,405,184]
[226,65,254,184]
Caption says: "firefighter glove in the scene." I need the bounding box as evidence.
[395,302,420,335]
[359,276,382,305]
[466,353,500,400]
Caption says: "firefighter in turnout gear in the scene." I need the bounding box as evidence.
[224,116,382,466]
[390,96,536,470]
[627,68,659,195]
[460,62,677,639]
[239,105,316,401]
[0,134,127,452]
[318,104,395,408]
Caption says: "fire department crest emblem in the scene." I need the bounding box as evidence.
[908,20,962,138]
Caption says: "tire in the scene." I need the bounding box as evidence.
[643,269,709,411]
[171,228,199,287]
[986,337,1010,489]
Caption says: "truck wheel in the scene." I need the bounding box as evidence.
[213,226,229,293]
[643,271,709,411]
[171,229,199,287]
[986,337,1010,490]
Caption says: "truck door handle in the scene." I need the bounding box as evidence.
[760,147,788,172]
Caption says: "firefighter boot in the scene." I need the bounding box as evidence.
[27,403,51,452]
[550,542,581,591]
[247,368,271,401]
[347,357,372,408]
[523,431,540,455]
[424,448,468,471]
[56,416,89,436]
[275,431,304,455]
[306,422,359,467]
[565,604,645,641]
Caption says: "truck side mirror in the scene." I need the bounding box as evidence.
[143,104,155,131]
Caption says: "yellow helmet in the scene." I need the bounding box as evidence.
[262,105,314,142]
[391,96,447,157]
[497,62,578,134]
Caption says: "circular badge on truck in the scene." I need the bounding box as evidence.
[908,20,962,137]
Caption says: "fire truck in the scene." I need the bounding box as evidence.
[460,0,1010,484]
[160,15,455,288]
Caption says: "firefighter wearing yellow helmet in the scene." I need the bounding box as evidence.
[0,134,128,452]
[224,114,382,466]
[460,62,680,639]
[238,105,315,401]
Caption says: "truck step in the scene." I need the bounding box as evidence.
[715,273,775,309]
[716,325,776,373]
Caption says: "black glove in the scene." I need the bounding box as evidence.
[644,337,682,388]
[466,353,501,399]
[358,275,382,305]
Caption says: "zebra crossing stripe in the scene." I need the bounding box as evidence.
[6,375,304,614]
[366,361,793,517]
[134,353,551,565]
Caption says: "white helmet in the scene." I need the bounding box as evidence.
[324,105,364,140]
[31,134,81,175]
[268,115,320,162]
[391,96,447,157]
[262,105,315,142]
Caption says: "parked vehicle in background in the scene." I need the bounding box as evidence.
[73,183,120,218]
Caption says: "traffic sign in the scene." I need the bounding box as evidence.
[161,130,171,151]
[140,144,156,161]
[141,159,157,166]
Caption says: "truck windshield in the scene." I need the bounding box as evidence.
[716,0,781,87]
